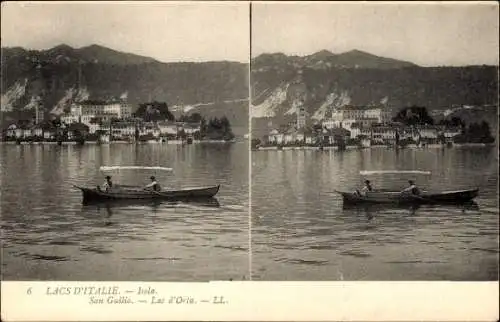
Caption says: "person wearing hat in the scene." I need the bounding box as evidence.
[145,176,161,192]
[401,180,420,195]
[102,175,113,192]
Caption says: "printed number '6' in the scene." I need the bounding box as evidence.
[27,288,32,295]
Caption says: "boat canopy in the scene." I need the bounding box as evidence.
[360,170,431,175]
[100,166,173,172]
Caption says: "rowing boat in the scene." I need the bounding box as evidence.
[336,188,479,205]
[75,164,219,203]
[74,184,220,203]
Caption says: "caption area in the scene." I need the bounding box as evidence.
[27,285,228,305]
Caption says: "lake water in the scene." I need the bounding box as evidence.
[251,146,499,280]
[2,143,498,281]
[1,142,249,281]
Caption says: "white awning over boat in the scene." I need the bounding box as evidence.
[360,170,431,175]
[100,166,173,172]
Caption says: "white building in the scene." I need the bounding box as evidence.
[138,122,160,138]
[35,104,44,125]
[296,106,307,129]
[157,121,178,136]
[349,123,363,139]
[371,125,397,142]
[61,114,79,125]
[323,106,390,130]
[62,111,118,130]
[183,122,201,135]
[418,126,439,140]
[88,119,101,134]
[120,102,133,119]
[16,128,32,138]
[32,125,43,137]
[6,124,17,138]
[267,129,284,145]
[43,130,55,140]
[70,100,131,119]
[111,122,136,138]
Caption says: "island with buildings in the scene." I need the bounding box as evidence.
[1,98,235,145]
[252,104,496,150]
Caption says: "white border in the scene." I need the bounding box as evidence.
[2,281,499,321]
[1,1,499,321]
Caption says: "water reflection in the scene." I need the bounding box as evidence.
[342,201,481,222]
[81,197,221,209]
[342,201,479,214]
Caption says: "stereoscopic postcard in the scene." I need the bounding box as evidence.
[1,1,498,321]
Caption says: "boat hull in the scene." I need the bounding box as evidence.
[75,185,220,203]
[337,189,479,205]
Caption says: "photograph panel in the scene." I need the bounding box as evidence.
[1,1,250,281]
[250,2,499,281]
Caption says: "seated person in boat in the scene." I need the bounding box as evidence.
[99,176,113,192]
[144,176,161,192]
[355,180,373,196]
[401,180,420,195]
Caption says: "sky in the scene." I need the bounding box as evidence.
[252,2,499,66]
[1,1,249,63]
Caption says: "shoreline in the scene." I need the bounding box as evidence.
[0,139,239,146]
[255,143,497,151]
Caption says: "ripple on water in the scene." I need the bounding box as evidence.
[277,258,329,266]
[338,250,372,258]
[214,245,248,252]
[308,244,337,250]
[124,257,182,261]
[221,205,246,211]
[47,240,80,246]
[80,246,113,255]
[470,247,499,254]
[29,254,72,262]
[160,236,192,242]
[119,235,149,242]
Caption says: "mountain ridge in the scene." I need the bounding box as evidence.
[1,44,249,135]
[1,44,160,65]
[252,49,419,70]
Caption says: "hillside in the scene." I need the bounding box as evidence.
[251,50,498,136]
[1,44,249,135]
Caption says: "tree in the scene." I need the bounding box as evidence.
[454,121,495,144]
[203,116,235,141]
[251,138,261,149]
[51,117,62,128]
[179,112,203,123]
[219,116,234,140]
[134,101,174,122]
[200,117,208,137]
[478,121,494,143]
[392,105,434,126]
[450,116,465,128]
